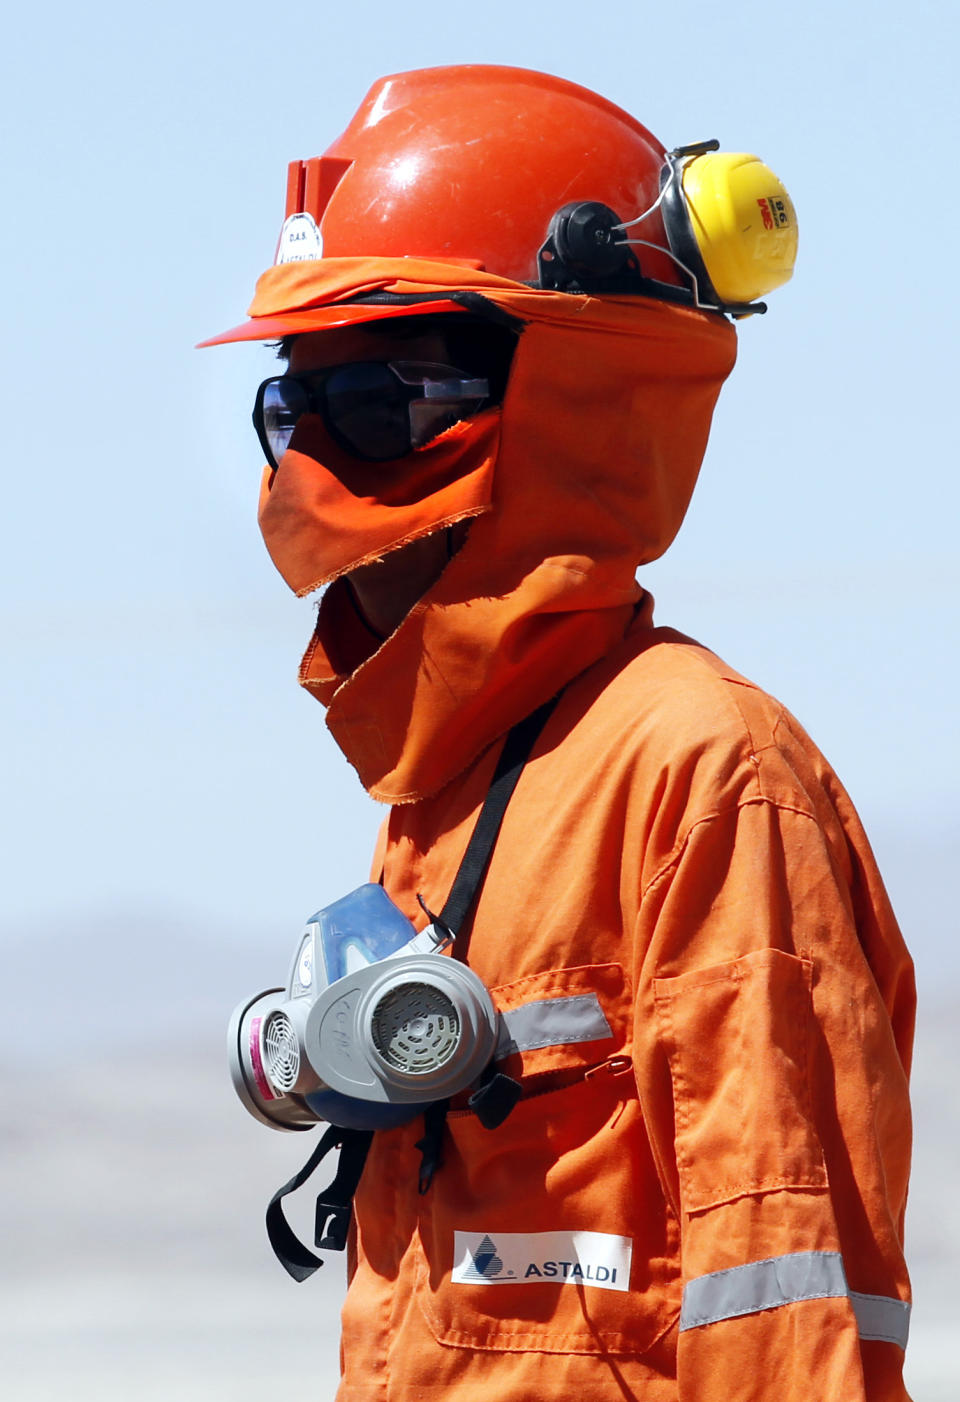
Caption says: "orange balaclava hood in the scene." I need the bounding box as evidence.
[254,267,736,801]
[202,67,738,800]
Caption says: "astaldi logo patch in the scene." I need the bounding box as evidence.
[452,1230,632,1293]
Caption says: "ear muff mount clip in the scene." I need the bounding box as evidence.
[537,201,633,291]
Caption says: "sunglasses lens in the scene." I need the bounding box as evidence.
[324,363,411,461]
[394,363,490,449]
[260,378,308,465]
[257,357,494,468]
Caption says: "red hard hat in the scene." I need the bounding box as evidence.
[202,65,682,346]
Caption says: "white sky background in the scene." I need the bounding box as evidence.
[1,1,958,1397]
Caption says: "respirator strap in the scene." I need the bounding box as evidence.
[266,1125,373,1281]
[314,1128,375,1251]
[436,693,560,943]
[409,695,560,1161]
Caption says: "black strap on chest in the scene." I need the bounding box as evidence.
[415,693,561,1177]
[268,694,560,1282]
[423,692,560,946]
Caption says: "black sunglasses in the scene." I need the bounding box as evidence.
[253,360,491,467]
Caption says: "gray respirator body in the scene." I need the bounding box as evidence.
[229,883,501,1132]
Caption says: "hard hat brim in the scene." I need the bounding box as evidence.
[197,297,469,348]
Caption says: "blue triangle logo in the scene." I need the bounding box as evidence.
[463,1235,503,1279]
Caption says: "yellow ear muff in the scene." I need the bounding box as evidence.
[667,151,798,308]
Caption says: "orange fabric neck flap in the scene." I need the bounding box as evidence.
[256,271,737,803]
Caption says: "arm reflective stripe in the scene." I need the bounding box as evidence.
[850,1290,911,1347]
[679,1251,847,1330]
[679,1251,910,1350]
[496,993,613,1056]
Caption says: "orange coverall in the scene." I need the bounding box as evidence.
[256,257,915,1401]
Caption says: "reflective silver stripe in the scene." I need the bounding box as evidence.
[680,1251,910,1349]
[850,1289,911,1348]
[680,1251,848,1330]
[496,993,613,1056]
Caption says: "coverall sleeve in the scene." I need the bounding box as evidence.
[632,794,914,1402]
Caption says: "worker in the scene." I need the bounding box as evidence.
[205,65,915,1401]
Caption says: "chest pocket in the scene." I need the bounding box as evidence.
[413,963,681,1357]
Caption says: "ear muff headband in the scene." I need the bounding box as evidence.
[538,140,798,318]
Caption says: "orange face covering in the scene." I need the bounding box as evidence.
[255,260,738,802]
[258,407,501,595]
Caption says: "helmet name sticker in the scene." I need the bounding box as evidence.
[452,1230,632,1292]
[275,212,324,264]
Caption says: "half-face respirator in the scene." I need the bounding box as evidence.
[228,696,557,1281]
[229,883,500,1132]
